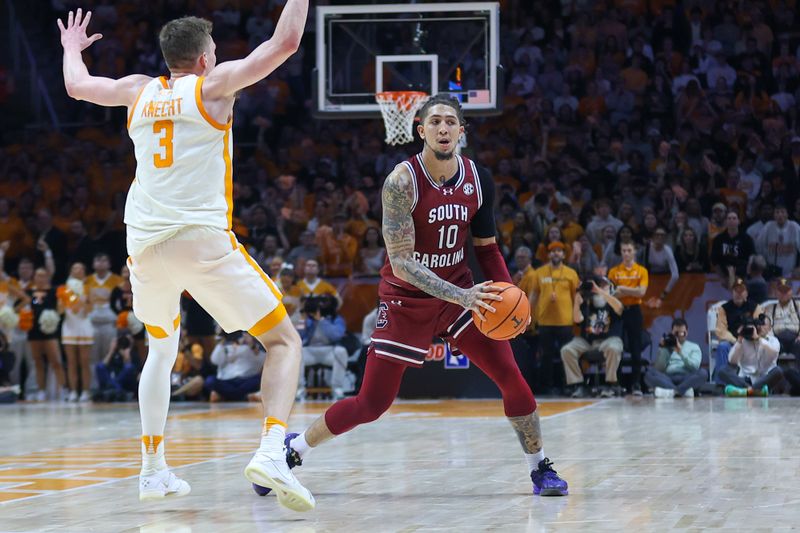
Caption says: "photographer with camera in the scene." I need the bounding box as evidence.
[717,313,783,396]
[560,276,624,398]
[205,331,265,402]
[296,294,348,401]
[94,333,139,401]
[714,278,764,383]
[645,318,706,398]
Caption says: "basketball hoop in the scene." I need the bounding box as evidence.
[375,91,429,146]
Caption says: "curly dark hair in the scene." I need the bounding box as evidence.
[417,93,465,125]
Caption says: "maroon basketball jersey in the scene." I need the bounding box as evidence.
[380,153,485,292]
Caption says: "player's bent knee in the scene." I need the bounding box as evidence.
[360,399,392,423]
[255,315,301,354]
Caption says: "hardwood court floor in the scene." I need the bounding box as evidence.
[1,397,798,532]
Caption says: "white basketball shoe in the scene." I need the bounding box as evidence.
[139,469,191,501]
[244,450,315,512]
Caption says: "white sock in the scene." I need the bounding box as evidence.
[525,450,546,473]
[259,418,286,457]
[141,436,168,475]
[292,431,312,459]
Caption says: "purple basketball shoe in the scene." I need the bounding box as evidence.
[252,433,303,496]
[531,458,568,496]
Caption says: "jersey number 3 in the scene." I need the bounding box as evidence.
[153,120,174,168]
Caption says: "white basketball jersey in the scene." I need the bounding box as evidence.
[125,75,233,255]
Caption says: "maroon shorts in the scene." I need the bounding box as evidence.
[371,280,474,367]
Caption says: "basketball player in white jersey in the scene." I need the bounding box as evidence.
[58,5,314,511]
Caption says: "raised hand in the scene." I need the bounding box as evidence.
[57,8,102,52]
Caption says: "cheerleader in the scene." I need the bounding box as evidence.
[59,262,94,402]
[85,253,123,368]
[27,268,66,401]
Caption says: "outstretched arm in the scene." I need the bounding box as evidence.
[382,165,500,316]
[203,0,308,99]
[59,9,150,106]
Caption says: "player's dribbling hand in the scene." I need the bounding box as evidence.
[459,280,503,320]
[57,8,103,51]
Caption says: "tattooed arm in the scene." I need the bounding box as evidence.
[508,412,544,454]
[382,165,500,315]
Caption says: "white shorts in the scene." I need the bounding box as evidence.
[62,312,94,346]
[128,226,285,338]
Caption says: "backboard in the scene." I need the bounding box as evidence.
[314,2,501,119]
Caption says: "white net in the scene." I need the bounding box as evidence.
[375,91,429,145]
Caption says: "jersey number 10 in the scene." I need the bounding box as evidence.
[153,120,174,168]
[438,224,459,249]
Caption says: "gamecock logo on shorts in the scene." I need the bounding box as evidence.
[376,302,389,329]
[463,183,474,196]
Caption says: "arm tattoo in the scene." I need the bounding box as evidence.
[382,167,466,306]
[508,412,543,454]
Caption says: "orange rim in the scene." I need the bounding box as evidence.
[376,91,428,111]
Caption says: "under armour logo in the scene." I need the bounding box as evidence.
[442,188,454,196]
[390,300,403,306]
[511,315,522,328]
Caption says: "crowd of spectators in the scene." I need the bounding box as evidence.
[4,0,800,400]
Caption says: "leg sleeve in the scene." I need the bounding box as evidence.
[324,346,406,435]
[450,324,536,417]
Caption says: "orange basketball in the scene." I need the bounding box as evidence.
[471,282,530,340]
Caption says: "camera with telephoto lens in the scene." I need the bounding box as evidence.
[740,314,767,339]
[662,333,678,349]
[580,275,605,294]
[303,296,321,315]
[117,335,132,350]
[303,295,337,319]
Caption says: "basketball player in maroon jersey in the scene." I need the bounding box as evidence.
[256,94,568,497]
